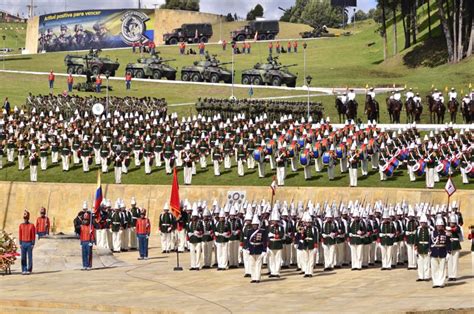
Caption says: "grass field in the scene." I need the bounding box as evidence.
[0,157,471,189]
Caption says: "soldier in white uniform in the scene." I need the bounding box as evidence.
[183,144,193,185]
[413,93,422,104]
[367,87,375,101]
[432,89,441,101]
[347,89,356,102]
[338,92,347,104]
[393,90,401,102]
[405,88,414,100]
[448,88,457,102]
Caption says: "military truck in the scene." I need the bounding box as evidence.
[230,20,279,42]
[181,54,233,83]
[125,55,177,80]
[64,49,120,76]
[163,23,213,45]
[241,55,297,87]
[278,7,335,38]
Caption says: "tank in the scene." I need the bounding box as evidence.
[64,49,120,76]
[241,55,297,87]
[125,55,177,80]
[180,54,233,83]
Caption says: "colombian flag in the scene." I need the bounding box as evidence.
[94,171,103,221]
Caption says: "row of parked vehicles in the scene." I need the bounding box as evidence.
[64,50,298,87]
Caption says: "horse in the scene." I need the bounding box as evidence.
[426,95,445,124]
[447,99,458,123]
[335,98,347,123]
[461,100,473,123]
[346,100,358,121]
[365,95,379,122]
[414,99,423,123]
[404,97,416,124]
[387,98,402,123]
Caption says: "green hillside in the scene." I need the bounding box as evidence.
[0,22,27,52]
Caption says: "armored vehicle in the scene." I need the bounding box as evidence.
[65,49,120,76]
[125,55,177,80]
[181,54,233,83]
[241,55,297,87]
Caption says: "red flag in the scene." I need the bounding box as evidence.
[170,167,181,219]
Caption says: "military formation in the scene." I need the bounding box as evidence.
[196,97,324,121]
[1,95,473,187]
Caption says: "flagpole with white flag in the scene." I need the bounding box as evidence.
[444,176,457,209]
[270,176,277,207]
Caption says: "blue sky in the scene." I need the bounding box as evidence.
[1,0,378,19]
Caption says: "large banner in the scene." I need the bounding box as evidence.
[37,9,155,52]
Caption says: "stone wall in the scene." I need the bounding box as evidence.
[1,182,472,234]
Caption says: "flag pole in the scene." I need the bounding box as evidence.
[171,167,183,271]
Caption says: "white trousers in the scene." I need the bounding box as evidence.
[322,244,336,268]
[129,227,137,249]
[257,161,265,178]
[406,243,417,268]
[144,157,152,174]
[350,244,363,269]
[381,245,393,269]
[243,249,251,274]
[249,254,264,281]
[228,240,239,267]
[336,242,344,266]
[349,168,358,186]
[247,156,255,169]
[224,155,231,169]
[96,229,109,249]
[81,157,90,172]
[51,151,59,164]
[300,249,315,275]
[447,250,460,279]
[434,171,440,182]
[164,158,172,174]
[417,254,431,279]
[7,148,14,162]
[199,155,207,169]
[215,242,229,269]
[408,165,416,181]
[282,244,291,267]
[460,168,469,184]
[61,155,69,171]
[304,165,311,180]
[268,249,282,275]
[379,166,387,180]
[277,167,285,185]
[202,241,213,267]
[426,168,435,188]
[40,157,47,170]
[114,167,122,184]
[184,166,192,184]
[154,152,162,167]
[121,228,130,250]
[112,230,122,252]
[73,150,80,164]
[189,242,202,269]
[177,229,186,251]
[94,148,100,165]
[18,156,25,170]
[361,159,368,175]
[161,232,172,252]
[269,156,275,170]
[340,158,348,172]
[101,157,108,173]
[314,157,322,172]
[431,257,447,287]
[213,160,221,176]
[290,157,297,171]
[30,165,37,182]
[328,166,335,180]
[237,160,245,176]
[134,150,141,166]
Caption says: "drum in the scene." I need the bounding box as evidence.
[390,157,400,168]
[382,162,395,177]
[288,146,295,158]
[412,160,425,176]
[465,163,473,178]
[451,157,460,169]
[297,138,305,147]
[322,152,330,165]
[265,143,273,155]
[398,149,409,161]
[336,147,343,159]
[300,152,308,166]
[312,145,320,158]
[253,149,261,162]
[436,160,450,177]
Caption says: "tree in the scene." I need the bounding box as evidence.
[352,9,368,22]
[437,0,454,62]
[225,13,234,22]
[160,0,200,11]
[234,13,238,21]
[299,0,340,28]
[369,7,383,23]
[378,0,389,60]
[246,4,264,21]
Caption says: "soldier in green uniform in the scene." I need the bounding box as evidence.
[415,214,431,281]
[405,207,419,269]
[80,142,92,172]
[241,212,253,277]
[60,138,71,171]
[446,213,462,281]
[100,140,110,173]
[228,206,242,268]
[322,210,337,271]
[39,139,49,170]
[202,208,215,268]
[379,210,396,270]
[159,203,175,253]
[163,136,174,175]
[212,141,222,176]
[267,210,284,277]
[110,205,123,253]
[215,210,231,270]
[129,197,140,250]
[295,212,319,277]
[187,208,204,270]
[349,209,366,270]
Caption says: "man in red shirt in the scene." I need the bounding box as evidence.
[95,74,102,93]
[293,41,298,53]
[48,70,55,91]
[35,207,50,238]
[276,41,281,54]
[287,41,292,53]
[80,212,95,270]
[199,42,205,55]
[19,210,36,275]
[136,209,151,260]
[67,74,74,92]
[268,42,273,54]
[125,72,132,90]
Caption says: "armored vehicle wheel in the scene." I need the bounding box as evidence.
[271,76,282,86]
[91,66,100,76]
[191,73,202,82]
[258,34,267,40]
[67,66,75,74]
[152,70,162,79]
[76,66,84,75]
[242,75,251,85]
[135,69,145,78]
[200,36,208,43]
[236,34,246,42]
[169,38,178,45]
[209,73,219,83]
[181,72,190,81]
[267,34,275,40]
[252,76,263,85]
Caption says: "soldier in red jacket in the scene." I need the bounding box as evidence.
[19,210,36,275]
[136,209,151,260]
[80,212,95,270]
[35,207,50,238]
